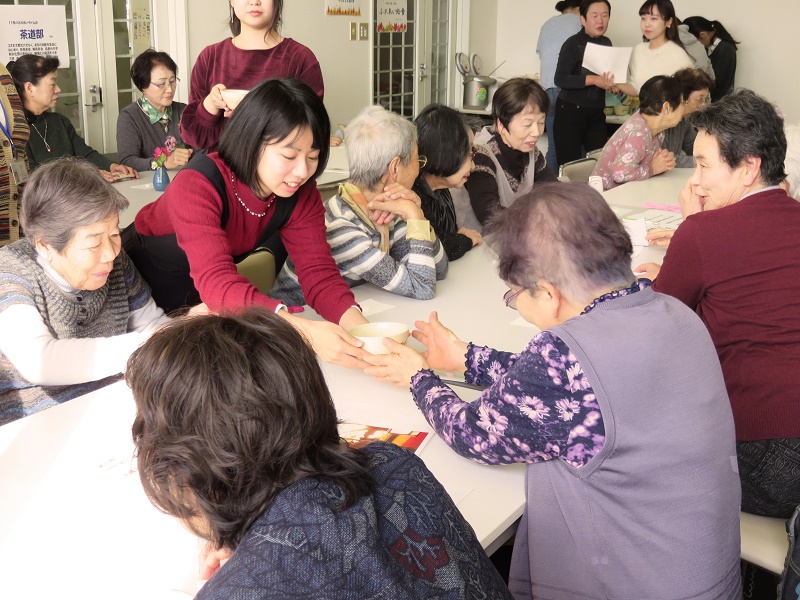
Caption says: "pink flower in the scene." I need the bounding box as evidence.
[165,136,177,153]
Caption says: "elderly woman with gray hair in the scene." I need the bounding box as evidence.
[0,158,168,425]
[365,183,741,598]
[637,89,800,522]
[270,105,448,304]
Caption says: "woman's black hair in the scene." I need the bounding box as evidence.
[555,0,581,12]
[638,75,683,115]
[218,78,331,199]
[683,16,740,48]
[130,49,178,92]
[638,0,684,48]
[414,104,471,178]
[579,0,611,18]
[127,307,374,551]
[7,54,60,119]
[229,0,283,37]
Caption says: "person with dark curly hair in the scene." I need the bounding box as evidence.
[126,307,512,599]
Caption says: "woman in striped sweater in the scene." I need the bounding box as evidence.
[270,105,448,305]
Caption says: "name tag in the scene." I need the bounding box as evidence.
[9,158,28,185]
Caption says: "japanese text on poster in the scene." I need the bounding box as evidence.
[0,6,69,65]
[377,0,407,33]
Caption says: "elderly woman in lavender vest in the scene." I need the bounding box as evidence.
[365,182,741,599]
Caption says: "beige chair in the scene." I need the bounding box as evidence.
[740,511,789,574]
[558,157,598,183]
[585,148,604,161]
[236,248,277,295]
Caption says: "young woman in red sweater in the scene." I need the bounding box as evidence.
[124,78,370,368]
[180,0,324,151]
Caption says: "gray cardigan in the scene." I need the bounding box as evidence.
[662,119,697,168]
[116,101,187,171]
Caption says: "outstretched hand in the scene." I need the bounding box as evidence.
[363,338,429,386]
[412,311,468,373]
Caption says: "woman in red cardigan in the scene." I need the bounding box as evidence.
[124,78,369,368]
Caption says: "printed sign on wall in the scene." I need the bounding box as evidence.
[0,6,69,65]
[377,0,407,33]
[326,0,362,16]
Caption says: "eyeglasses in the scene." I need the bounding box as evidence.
[686,94,710,106]
[416,155,428,168]
[150,78,179,90]
[503,288,525,310]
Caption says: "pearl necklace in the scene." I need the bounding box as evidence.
[230,173,274,217]
[30,118,51,152]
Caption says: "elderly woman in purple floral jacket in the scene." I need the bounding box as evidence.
[366,182,742,600]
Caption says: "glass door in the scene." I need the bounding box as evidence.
[416,0,452,113]
[77,0,154,152]
[372,0,454,119]
[373,0,416,118]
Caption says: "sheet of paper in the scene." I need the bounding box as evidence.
[622,217,648,247]
[582,44,633,82]
[357,298,395,317]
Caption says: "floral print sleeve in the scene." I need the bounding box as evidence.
[410,331,605,467]
[464,345,520,388]
[591,112,663,191]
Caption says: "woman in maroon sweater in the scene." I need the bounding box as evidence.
[124,78,370,368]
[637,89,800,520]
[180,0,323,151]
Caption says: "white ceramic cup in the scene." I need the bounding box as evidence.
[220,89,249,111]
[348,322,410,355]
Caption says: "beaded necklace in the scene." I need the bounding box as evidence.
[230,173,275,217]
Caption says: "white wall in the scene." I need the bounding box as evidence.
[281,1,372,127]
[186,3,229,69]
[468,0,498,76]
[496,0,800,123]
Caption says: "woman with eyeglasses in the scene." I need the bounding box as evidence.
[364,182,742,599]
[270,104,448,304]
[411,104,482,262]
[8,55,138,182]
[116,49,193,172]
[661,67,713,168]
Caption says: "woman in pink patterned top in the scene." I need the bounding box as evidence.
[591,75,684,190]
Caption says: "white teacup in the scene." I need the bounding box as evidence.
[220,89,249,111]
[348,322,410,355]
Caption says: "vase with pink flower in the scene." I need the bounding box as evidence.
[151,136,177,191]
